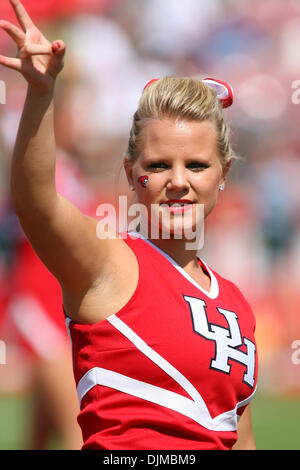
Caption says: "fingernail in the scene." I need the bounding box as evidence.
[51,41,61,52]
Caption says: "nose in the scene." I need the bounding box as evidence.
[166,165,190,192]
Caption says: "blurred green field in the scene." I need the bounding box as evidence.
[252,393,300,450]
[0,392,299,449]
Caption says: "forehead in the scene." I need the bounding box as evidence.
[140,118,218,159]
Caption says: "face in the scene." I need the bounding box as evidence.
[124,118,230,239]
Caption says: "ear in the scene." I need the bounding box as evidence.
[123,157,134,188]
[221,159,231,184]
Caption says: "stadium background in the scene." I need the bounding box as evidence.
[0,0,300,449]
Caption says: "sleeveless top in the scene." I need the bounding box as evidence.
[66,231,258,450]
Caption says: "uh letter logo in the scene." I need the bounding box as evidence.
[184,296,256,387]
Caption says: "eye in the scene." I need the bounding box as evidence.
[147,162,169,171]
[186,162,209,171]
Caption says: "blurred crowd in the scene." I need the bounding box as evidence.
[0,0,300,448]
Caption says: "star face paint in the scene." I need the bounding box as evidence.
[138,175,149,188]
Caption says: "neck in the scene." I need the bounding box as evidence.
[130,226,211,290]
[151,237,199,268]
[130,218,204,267]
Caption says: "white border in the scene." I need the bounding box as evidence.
[128,231,219,299]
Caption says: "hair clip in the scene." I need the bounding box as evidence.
[201,78,233,108]
[143,77,233,108]
[143,79,159,91]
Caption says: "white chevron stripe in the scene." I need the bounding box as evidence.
[77,366,255,431]
[108,315,207,408]
[76,315,256,431]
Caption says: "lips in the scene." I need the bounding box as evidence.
[161,199,193,206]
[160,199,194,213]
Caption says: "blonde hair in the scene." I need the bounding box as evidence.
[126,76,235,166]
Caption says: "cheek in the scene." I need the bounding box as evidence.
[196,172,221,215]
[132,164,149,188]
[196,172,220,195]
[134,171,161,199]
[134,180,156,210]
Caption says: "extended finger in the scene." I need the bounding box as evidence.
[19,43,54,58]
[0,20,25,48]
[0,54,21,71]
[51,40,66,56]
[9,0,34,32]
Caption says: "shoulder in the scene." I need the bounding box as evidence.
[209,266,249,301]
[217,272,249,301]
[209,266,256,324]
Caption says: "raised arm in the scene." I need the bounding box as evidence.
[1,1,123,308]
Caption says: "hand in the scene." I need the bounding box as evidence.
[0,0,66,95]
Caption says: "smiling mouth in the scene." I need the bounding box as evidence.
[159,200,194,213]
[160,199,194,206]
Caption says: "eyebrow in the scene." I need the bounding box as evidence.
[142,154,212,162]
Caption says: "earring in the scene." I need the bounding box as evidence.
[219,183,225,191]
[129,184,134,191]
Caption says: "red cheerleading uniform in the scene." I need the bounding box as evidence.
[66,232,258,450]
